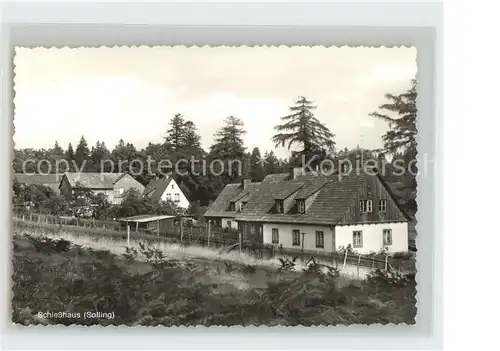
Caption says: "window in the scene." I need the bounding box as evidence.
[271,228,279,244]
[250,225,256,236]
[114,187,124,196]
[297,200,305,213]
[378,199,388,212]
[166,193,172,201]
[239,202,246,212]
[174,193,180,202]
[315,231,324,248]
[227,221,232,229]
[172,184,174,189]
[383,229,392,245]
[229,202,236,211]
[276,200,284,213]
[292,229,301,246]
[359,200,372,213]
[353,230,363,248]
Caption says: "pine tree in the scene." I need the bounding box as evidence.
[209,116,246,183]
[370,80,417,157]
[370,80,418,216]
[52,141,64,156]
[74,136,90,168]
[90,141,111,171]
[210,116,246,159]
[183,121,202,149]
[249,147,266,181]
[66,143,74,160]
[273,96,335,166]
[164,114,187,149]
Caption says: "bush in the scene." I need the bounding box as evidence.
[12,232,416,326]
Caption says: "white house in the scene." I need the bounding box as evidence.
[230,168,410,255]
[143,176,190,209]
[59,172,145,205]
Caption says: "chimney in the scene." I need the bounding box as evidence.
[291,167,304,180]
[242,179,251,189]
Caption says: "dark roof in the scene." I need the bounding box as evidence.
[234,171,409,225]
[14,173,64,185]
[204,181,261,218]
[262,173,290,183]
[63,172,125,189]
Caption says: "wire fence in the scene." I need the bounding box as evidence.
[11,212,415,272]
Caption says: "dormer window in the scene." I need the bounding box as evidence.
[239,202,247,212]
[359,199,372,213]
[229,202,236,211]
[297,200,305,213]
[378,199,388,212]
[276,200,284,213]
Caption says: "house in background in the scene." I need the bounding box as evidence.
[143,176,190,209]
[14,173,64,195]
[230,167,411,254]
[204,179,262,229]
[59,172,144,204]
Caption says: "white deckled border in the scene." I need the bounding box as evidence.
[1,1,443,350]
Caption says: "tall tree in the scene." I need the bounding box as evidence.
[273,96,335,166]
[74,136,90,168]
[66,143,74,160]
[52,141,64,156]
[370,80,418,216]
[164,114,187,149]
[210,116,246,159]
[249,147,265,181]
[370,80,417,157]
[209,116,247,184]
[183,120,202,149]
[89,141,111,172]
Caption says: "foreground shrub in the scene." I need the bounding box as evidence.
[11,233,416,326]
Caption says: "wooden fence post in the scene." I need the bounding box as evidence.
[238,230,242,255]
[384,254,388,271]
[157,218,160,238]
[357,254,361,278]
[207,221,211,248]
[180,217,184,244]
[127,222,130,247]
[343,249,348,269]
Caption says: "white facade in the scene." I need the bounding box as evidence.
[262,223,335,254]
[159,179,190,209]
[335,222,408,254]
[261,221,408,254]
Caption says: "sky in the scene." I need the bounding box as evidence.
[13,46,417,158]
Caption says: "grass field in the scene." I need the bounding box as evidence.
[11,229,417,326]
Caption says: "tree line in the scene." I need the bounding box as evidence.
[13,80,418,217]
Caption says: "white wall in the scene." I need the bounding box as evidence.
[335,222,408,254]
[262,223,334,254]
[160,179,190,209]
